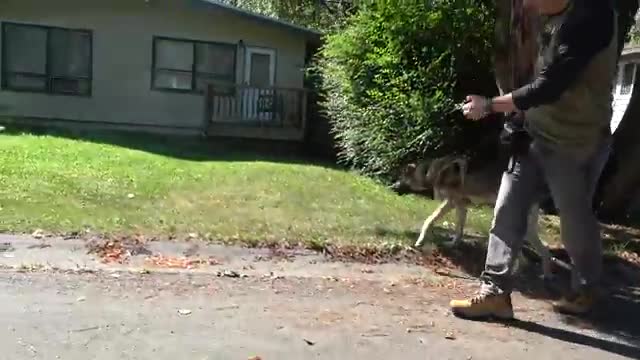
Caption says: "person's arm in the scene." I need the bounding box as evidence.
[509,2,615,111]
[463,2,614,121]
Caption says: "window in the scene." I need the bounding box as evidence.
[151,36,236,92]
[1,22,92,96]
[620,63,636,95]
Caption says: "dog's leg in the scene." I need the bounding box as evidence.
[525,203,553,279]
[415,199,454,248]
[449,201,468,245]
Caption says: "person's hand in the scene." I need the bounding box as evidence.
[462,95,491,120]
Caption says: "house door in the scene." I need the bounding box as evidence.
[242,47,276,122]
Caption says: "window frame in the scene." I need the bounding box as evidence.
[1,21,93,97]
[151,35,237,94]
[619,62,636,96]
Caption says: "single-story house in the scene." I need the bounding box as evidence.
[611,45,640,134]
[0,0,321,141]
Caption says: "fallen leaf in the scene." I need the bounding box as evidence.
[406,324,433,333]
[177,309,192,316]
[27,243,51,249]
[303,338,315,346]
[269,273,284,280]
[87,238,144,264]
[218,269,240,278]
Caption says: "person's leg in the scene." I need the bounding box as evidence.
[587,136,612,200]
[532,139,607,314]
[450,152,542,320]
[524,202,554,279]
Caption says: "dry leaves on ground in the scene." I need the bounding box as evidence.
[144,255,221,269]
[86,236,151,264]
[91,241,128,264]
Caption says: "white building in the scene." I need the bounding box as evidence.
[611,45,640,134]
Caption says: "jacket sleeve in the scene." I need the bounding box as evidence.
[511,1,615,111]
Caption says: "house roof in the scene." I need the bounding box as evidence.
[194,0,322,38]
[622,45,640,57]
[621,45,640,63]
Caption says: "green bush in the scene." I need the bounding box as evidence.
[317,0,500,178]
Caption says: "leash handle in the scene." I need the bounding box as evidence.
[452,100,468,113]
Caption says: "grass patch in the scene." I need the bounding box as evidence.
[0,128,495,247]
[1,126,638,265]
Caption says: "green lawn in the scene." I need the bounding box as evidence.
[0,128,497,248]
[2,126,640,264]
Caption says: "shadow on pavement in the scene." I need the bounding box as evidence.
[508,319,640,359]
[369,224,640,358]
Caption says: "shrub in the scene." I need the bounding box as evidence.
[317,0,501,178]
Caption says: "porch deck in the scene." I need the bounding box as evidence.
[203,83,309,141]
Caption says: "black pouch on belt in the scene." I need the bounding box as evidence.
[500,112,532,173]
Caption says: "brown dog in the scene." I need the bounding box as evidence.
[391,155,554,278]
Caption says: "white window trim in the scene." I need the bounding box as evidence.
[617,61,636,96]
[243,46,276,87]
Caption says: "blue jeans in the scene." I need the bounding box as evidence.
[481,135,611,294]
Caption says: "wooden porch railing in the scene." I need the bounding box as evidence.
[203,83,309,141]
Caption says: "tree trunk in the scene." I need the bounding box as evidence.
[593,1,640,222]
[596,67,640,221]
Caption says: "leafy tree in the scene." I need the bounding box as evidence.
[218,0,356,31]
[316,0,499,177]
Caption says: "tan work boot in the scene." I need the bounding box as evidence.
[450,293,514,320]
[552,290,598,316]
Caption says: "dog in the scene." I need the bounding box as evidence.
[391,155,554,278]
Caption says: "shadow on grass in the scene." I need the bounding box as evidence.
[372,225,640,356]
[0,123,339,167]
